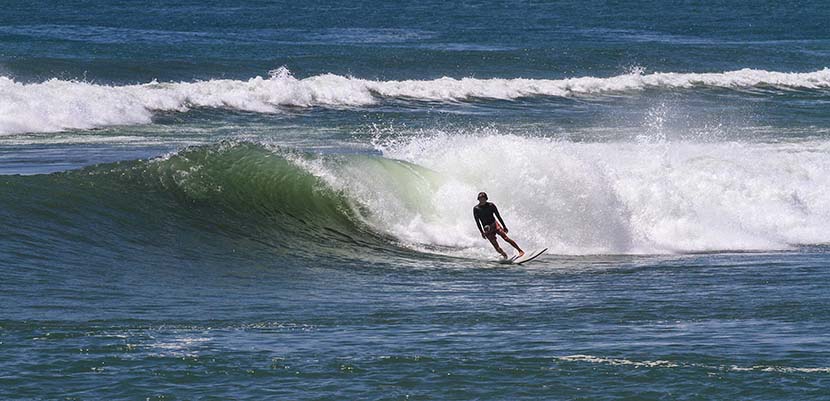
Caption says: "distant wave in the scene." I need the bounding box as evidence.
[2,67,830,134]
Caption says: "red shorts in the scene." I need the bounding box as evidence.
[483,222,506,239]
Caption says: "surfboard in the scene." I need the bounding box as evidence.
[494,248,547,265]
[513,248,548,265]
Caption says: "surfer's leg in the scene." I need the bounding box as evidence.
[487,236,508,258]
[500,234,524,257]
[496,226,524,257]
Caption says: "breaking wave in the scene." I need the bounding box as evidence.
[2,67,830,134]
[3,135,830,258]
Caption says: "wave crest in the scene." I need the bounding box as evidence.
[3,67,830,134]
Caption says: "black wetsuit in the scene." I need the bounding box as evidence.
[473,202,507,234]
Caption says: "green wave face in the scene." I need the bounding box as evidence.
[128,143,361,231]
[0,142,446,265]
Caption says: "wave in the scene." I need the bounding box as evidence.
[3,135,830,258]
[0,142,444,261]
[2,67,830,134]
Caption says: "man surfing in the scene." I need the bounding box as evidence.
[473,192,524,259]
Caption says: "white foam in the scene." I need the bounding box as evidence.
[558,354,830,373]
[301,132,830,255]
[3,67,830,134]
[559,354,679,368]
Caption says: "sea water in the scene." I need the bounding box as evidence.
[2,1,830,399]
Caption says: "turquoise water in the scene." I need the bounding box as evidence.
[3,1,830,399]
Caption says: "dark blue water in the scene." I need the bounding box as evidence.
[3,1,830,399]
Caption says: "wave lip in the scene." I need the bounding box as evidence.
[3,67,830,134]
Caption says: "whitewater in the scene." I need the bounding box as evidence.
[3,67,830,135]
[284,133,829,255]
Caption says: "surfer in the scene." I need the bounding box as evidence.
[473,192,524,259]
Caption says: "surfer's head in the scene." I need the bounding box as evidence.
[477,192,488,204]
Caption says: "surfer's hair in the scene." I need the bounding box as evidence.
[477,192,487,199]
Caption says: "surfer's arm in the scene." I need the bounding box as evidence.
[493,205,508,231]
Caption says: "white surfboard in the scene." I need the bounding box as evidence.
[494,248,547,265]
[513,248,548,265]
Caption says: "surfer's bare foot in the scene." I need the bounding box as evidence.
[518,251,525,257]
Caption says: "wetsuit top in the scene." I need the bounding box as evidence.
[473,202,507,232]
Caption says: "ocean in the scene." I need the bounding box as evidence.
[2,1,830,399]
